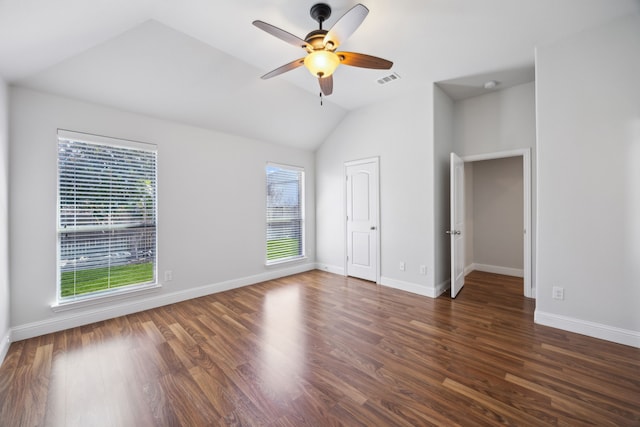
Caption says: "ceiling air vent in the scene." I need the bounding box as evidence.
[377,72,401,85]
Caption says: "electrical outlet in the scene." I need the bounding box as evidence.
[399,262,406,271]
[164,270,173,282]
[420,265,427,275]
[552,286,564,300]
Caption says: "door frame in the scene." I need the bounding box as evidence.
[344,157,381,284]
[461,148,533,299]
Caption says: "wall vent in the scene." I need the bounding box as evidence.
[376,72,401,85]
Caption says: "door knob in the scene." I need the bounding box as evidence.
[370,226,376,230]
[446,230,461,235]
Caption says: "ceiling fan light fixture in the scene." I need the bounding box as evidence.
[304,50,340,78]
[254,3,392,96]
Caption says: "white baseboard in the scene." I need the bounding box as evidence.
[469,263,524,278]
[380,276,440,298]
[314,263,345,276]
[464,264,474,276]
[11,263,315,342]
[435,279,450,297]
[535,310,640,349]
[0,328,10,366]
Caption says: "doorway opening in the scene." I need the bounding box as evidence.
[457,149,533,298]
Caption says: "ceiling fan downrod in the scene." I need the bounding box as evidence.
[310,3,332,30]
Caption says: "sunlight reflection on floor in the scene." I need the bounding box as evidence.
[261,285,306,399]
[48,336,140,426]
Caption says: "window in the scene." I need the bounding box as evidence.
[57,130,157,302]
[266,163,305,264]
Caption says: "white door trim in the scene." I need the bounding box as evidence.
[462,148,534,299]
[344,157,381,284]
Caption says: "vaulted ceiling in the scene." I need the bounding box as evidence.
[1,0,638,149]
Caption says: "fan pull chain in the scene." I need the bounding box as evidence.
[319,92,323,106]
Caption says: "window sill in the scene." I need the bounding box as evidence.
[51,282,162,312]
[265,256,308,268]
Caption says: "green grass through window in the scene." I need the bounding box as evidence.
[267,238,301,261]
[60,262,154,298]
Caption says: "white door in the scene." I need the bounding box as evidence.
[346,159,379,282]
[449,153,465,298]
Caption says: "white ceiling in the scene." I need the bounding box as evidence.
[1,0,638,149]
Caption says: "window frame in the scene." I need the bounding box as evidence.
[55,129,159,306]
[265,162,306,265]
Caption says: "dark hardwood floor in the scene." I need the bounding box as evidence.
[1,270,639,426]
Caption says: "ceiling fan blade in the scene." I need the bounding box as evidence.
[261,58,305,79]
[323,4,369,49]
[253,20,312,50]
[338,52,393,69]
[319,75,333,96]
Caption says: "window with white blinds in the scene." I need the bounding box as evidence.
[57,130,157,301]
[266,163,305,264]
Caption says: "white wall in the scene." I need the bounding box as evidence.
[9,87,316,339]
[454,82,537,156]
[535,13,640,347]
[316,88,441,296]
[0,78,10,363]
[433,85,455,290]
[472,157,523,273]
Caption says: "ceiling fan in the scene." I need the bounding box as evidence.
[253,3,393,97]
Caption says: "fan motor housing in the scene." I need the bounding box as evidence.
[305,30,328,50]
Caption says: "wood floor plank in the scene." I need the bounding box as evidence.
[1,270,640,426]
[442,377,550,426]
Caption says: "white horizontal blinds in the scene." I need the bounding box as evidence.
[57,131,157,300]
[266,164,304,263]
